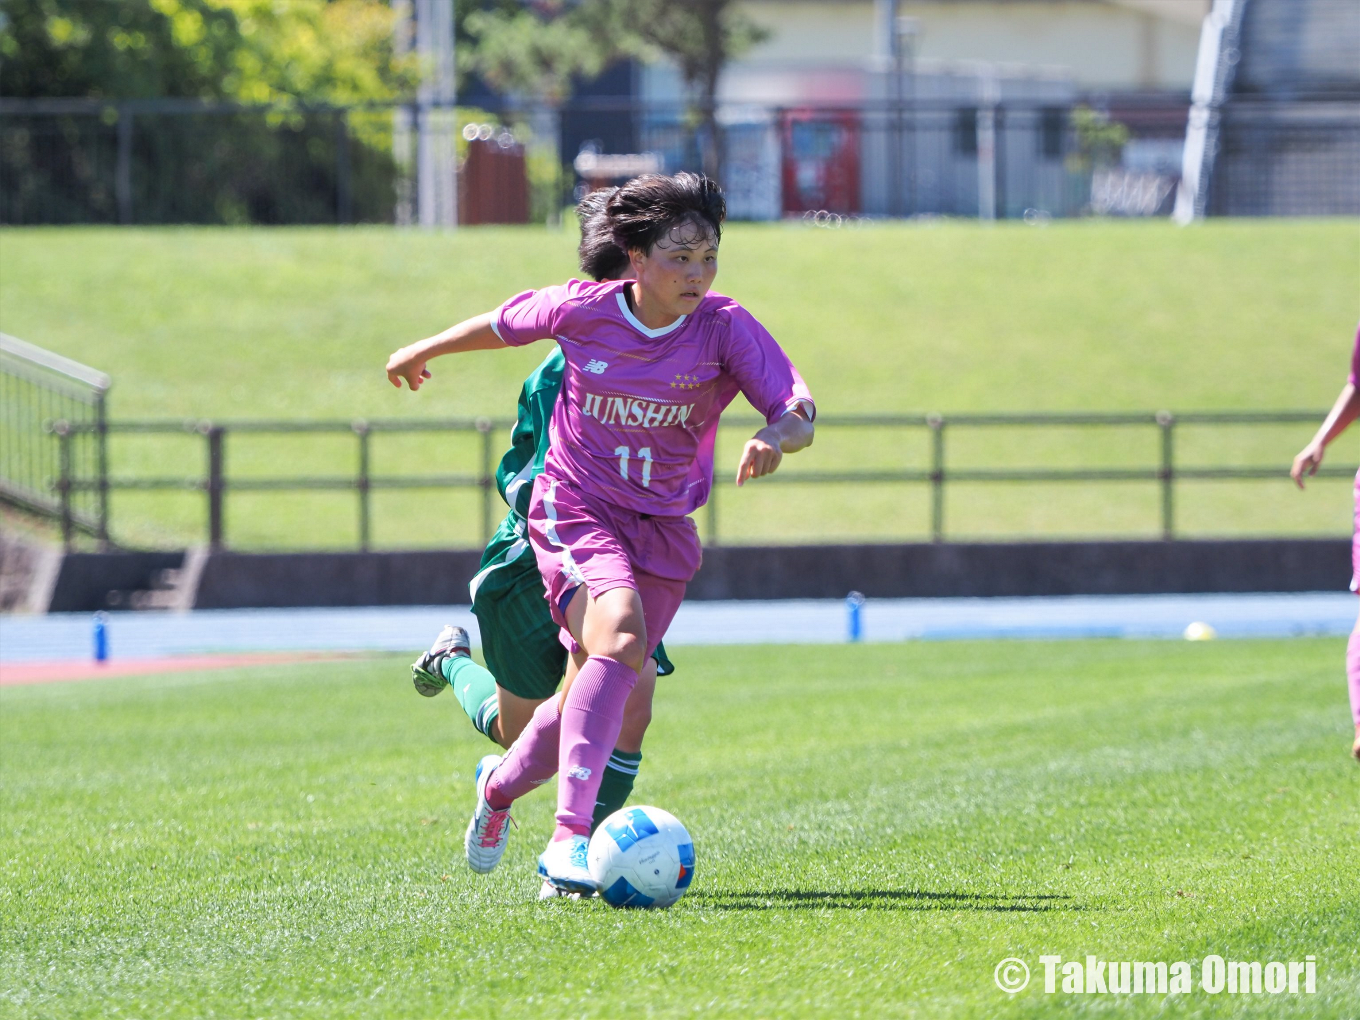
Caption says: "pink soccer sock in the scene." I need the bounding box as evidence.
[484,697,561,810]
[1347,629,1360,728]
[553,656,638,840]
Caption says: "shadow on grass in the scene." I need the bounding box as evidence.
[691,889,1081,912]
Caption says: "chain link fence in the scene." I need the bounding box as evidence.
[1210,101,1360,216]
[7,92,1358,225]
[0,100,398,226]
[0,95,1201,226]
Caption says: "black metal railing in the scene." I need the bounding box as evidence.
[43,410,1346,551]
[53,417,499,551]
[706,410,1348,543]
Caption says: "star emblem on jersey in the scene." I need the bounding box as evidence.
[670,373,701,390]
[584,359,609,375]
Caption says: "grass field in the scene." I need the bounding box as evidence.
[2,220,1358,548]
[2,639,1357,1018]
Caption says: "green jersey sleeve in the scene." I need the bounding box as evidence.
[496,348,565,518]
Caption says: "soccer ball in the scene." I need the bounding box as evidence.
[588,806,695,909]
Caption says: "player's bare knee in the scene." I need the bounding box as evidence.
[582,588,646,662]
[604,633,647,674]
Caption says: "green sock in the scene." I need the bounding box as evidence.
[591,749,642,834]
[442,655,501,744]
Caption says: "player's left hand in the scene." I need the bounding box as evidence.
[736,431,783,486]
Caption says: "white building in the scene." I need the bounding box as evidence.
[644,1,1207,108]
[638,0,1208,217]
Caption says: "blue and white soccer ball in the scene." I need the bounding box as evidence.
[588,806,695,909]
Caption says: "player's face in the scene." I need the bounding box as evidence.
[630,222,718,319]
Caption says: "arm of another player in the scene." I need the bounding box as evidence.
[1292,381,1360,489]
[385,312,507,391]
[736,406,814,487]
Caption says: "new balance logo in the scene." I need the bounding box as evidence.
[584,359,609,375]
[567,766,593,780]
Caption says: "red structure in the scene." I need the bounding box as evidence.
[780,110,861,215]
[458,137,529,225]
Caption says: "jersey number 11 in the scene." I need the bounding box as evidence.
[614,446,653,488]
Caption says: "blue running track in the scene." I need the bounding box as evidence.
[0,593,1353,664]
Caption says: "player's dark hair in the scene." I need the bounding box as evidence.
[576,187,630,282]
[606,172,725,256]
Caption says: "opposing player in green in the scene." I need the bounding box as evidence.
[409,191,671,888]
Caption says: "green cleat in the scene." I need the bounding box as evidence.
[411,624,472,698]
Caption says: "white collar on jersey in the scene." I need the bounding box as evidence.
[616,290,686,339]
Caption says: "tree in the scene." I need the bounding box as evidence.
[0,0,243,99]
[0,0,415,103]
[457,0,768,182]
[614,0,768,181]
[459,2,618,103]
[457,1,635,222]
[0,0,419,224]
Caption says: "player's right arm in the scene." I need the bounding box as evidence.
[385,312,506,391]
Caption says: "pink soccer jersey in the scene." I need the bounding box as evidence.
[492,279,815,517]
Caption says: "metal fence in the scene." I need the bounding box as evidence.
[0,333,110,546]
[2,95,1186,225]
[33,410,1347,552]
[639,99,1101,221]
[11,92,1357,224]
[54,417,501,551]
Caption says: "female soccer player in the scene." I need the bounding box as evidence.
[385,173,815,892]
[407,191,672,868]
[1291,322,1360,761]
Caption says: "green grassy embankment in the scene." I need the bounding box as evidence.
[2,220,1357,548]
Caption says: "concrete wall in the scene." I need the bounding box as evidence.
[192,551,484,610]
[34,540,1351,612]
[687,540,1349,599]
[45,551,184,613]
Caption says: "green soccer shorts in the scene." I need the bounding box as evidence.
[469,512,674,701]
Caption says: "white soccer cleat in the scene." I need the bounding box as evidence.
[537,834,597,895]
[463,754,511,874]
[536,879,597,901]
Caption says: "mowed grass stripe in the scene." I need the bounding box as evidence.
[2,639,1357,1018]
